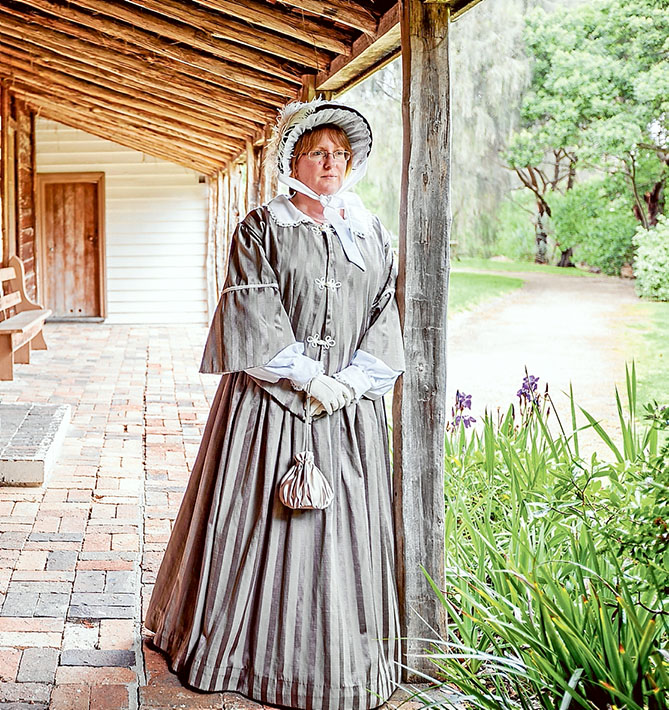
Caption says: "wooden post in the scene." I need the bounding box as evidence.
[393,0,451,678]
[246,140,260,211]
[0,83,17,264]
[15,99,37,301]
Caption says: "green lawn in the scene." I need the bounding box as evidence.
[623,300,669,409]
[453,257,596,277]
[449,271,524,314]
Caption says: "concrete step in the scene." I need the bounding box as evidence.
[0,403,71,486]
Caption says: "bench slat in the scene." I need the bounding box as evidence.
[0,309,52,335]
[0,267,16,281]
[0,291,22,311]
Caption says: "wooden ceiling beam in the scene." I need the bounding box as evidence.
[9,0,299,98]
[126,0,331,70]
[0,42,254,142]
[0,58,247,151]
[192,0,352,55]
[4,74,242,158]
[0,9,278,123]
[275,0,378,34]
[35,105,221,174]
[317,4,401,93]
[44,0,302,83]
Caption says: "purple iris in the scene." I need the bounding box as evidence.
[455,390,473,411]
[517,374,540,403]
[450,390,476,429]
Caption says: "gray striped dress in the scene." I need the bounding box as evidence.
[145,196,405,710]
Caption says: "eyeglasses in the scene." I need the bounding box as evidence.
[298,149,351,164]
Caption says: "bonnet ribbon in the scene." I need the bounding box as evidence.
[279,174,367,271]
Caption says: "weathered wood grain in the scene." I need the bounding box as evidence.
[393,0,451,679]
[8,0,298,97]
[15,99,37,301]
[129,0,331,69]
[277,0,378,34]
[194,0,352,54]
[0,8,281,115]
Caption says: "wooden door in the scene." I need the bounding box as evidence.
[37,173,105,319]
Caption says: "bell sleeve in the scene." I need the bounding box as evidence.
[355,223,405,375]
[200,213,297,374]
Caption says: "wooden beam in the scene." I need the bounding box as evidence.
[12,89,234,169]
[53,0,303,81]
[3,71,244,158]
[0,10,277,125]
[127,0,331,70]
[34,104,221,174]
[193,0,352,55]
[318,4,401,93]
[14,99,37,301]
[444,0,485,21]
[0,44,254,143]
[0,83,16,262]
[9,0,299,97]
[276,0,378,34]
[393,0,450,678]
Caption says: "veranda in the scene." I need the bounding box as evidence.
[0,1,475,707]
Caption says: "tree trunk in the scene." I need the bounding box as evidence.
[557,247,575,268]
[534,214,549,264]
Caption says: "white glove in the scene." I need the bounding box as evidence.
[307,374,354,416]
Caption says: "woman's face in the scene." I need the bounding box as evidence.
[292,133,348,196]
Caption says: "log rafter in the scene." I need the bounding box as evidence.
[7,0,299,97]
[0,8,279,122]
[7,78,242,161]
[23,0,303,82]
[0,44,254,143]
[192,0,353,55]
[125,0,333,70]
[276,0,378,34]
[0,63,247,155]
[0,42,254,140]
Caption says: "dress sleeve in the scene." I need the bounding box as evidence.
[355,222,405,374]
[244,342,324,387]
[200,213,297,374]
[335,349,402,401]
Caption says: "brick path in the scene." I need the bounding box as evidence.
[0,324,428,710]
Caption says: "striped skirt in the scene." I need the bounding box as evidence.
[145,372,401,710]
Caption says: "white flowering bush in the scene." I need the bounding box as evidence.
[633,214,669,301]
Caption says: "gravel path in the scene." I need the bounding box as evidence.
[446,271,641,451]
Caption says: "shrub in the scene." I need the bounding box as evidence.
[547,180,638,275]
[418,368,668,710]
[634,215,669,302]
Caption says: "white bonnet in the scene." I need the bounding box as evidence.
[266,98,373,177]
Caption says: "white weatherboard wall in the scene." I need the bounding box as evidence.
[36,118,208,324]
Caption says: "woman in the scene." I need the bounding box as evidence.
[146,99,405,710]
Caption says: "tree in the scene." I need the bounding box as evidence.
[505,0,669,264]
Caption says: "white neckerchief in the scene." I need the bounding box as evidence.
[278,164,369,271]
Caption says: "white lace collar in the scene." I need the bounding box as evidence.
[266,194,372,238]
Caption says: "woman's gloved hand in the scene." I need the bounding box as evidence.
[306,374,354,416]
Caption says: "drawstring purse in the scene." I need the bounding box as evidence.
[278,384,333,510]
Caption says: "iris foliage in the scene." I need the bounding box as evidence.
[421,367,668,709]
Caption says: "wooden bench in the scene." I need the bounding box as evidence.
[0,255,52,380]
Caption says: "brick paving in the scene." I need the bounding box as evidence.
[0,324,430,710]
